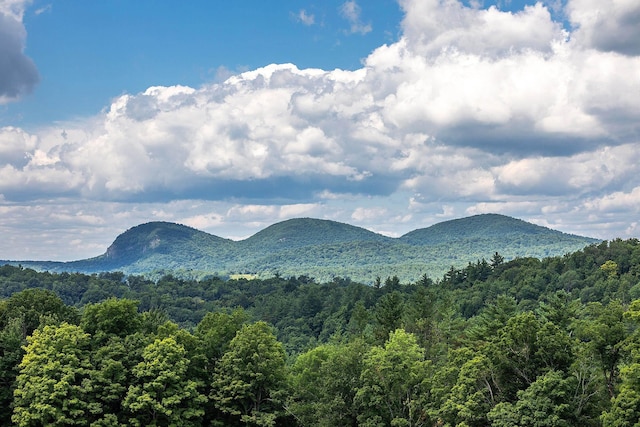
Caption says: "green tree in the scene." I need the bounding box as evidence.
[87,333,152,425]
[488,370,577,427]
[12,323,96,426]
[602,299,640,426]
[0,289,80,424]
[488,311,574,401]
[123,336,206,426]
[374,291,404,342]
[438,352,497,427]
[81,298,142,346]
[0,288,79,335]
[212,321,287,426]
[0,317,26,424]
[491,252,505,269]
[355,329,430,426]
[287,338,368,426]
[575,301,627,398]
[88,338,130,424]
[467,294,517,342]
[601,260,619,278]
[195,308,248,365]
[405,286,437,353]
[601,362,640,427]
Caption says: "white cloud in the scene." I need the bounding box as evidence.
[398,0,565,57]
[295,9,315,26]
[567,0,640,55]
[582,186,640,213]
[340,0,372,35]
[0,126,37,165]
[0,0,30,21]
[494,144,640,196]
[180,213,225,230]
[351,206,388,222]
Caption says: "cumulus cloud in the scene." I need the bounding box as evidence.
[398,0,565,57]
[567,0,640,55]
[0,0,39,103]
[1,0,640,259]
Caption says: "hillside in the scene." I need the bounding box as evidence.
[4,214,600,282]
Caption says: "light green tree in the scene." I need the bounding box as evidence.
[81,298,142,346]
[211,321,287,426]
[355,328,431,427]
[601,299,640,426]
[12,323,96,426]
[195,308,248,369]
[438,352,497,427]
[123,336,206,426]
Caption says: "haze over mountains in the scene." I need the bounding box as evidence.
[4,214,600,283]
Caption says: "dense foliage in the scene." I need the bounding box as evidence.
[7,214,598,283]
[1,238,639,426]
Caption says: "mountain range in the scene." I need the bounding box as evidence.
[4,214,600,283]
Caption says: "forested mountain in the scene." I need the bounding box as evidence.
[240,217,392,250]
[400,213,581,245]
[4,214,599,282]
[1,238,640,426]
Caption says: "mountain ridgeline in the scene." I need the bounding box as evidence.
[10,214,600,282]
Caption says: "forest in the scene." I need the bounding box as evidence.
[1,238,640,426]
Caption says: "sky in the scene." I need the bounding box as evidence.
[0,0,639,262]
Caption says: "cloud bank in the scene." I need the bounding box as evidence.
[1,0,639,260]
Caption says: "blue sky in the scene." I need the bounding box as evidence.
[5,0,403,127]
[0,0,639,262]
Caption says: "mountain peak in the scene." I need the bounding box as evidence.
[400,213,594,246]
[102,221,229,268]
[241,217,391,250]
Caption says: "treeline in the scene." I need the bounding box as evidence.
[0,238,639,425]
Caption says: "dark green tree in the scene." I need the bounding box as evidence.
[489,370,577,427]
[373,291,404,342]
[0,317,25,424]
[287,339,368,426]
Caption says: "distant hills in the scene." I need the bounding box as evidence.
[3,214,600,283]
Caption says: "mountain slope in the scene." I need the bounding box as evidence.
[57,222,236,274]
[5,214,600,282]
